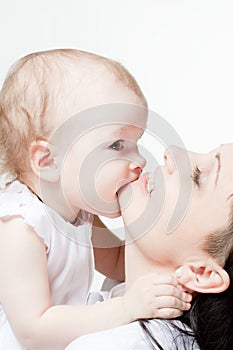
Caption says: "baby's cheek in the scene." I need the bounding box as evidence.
[95,176,117,203]
[95,161,129,197]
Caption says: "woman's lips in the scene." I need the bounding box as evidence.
[117,172,155,198]
[138,173,148,187]
[147,172,155,195]
[138,172,154,195]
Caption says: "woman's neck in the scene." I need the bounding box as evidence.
[125,242,175,290]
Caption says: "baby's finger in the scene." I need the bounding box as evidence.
[139,273,178,286]
[151,274,180,287]
[152,295,191,312]
[151,284,192,303]
[154,307,184,319]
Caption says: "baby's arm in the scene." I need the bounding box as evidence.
[92,218,192,319]
[0,217,191,350]
[92,215,125,281]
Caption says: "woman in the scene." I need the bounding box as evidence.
[65,144,233,350]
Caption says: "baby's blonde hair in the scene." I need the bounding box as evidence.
[0,49,146,180]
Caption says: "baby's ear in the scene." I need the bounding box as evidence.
[30,140,60,182]
[175,258,230,294]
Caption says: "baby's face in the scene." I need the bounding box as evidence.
[55,78,147,218]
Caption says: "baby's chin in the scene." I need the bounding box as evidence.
[117,183,133,212]
[104,210,122,219]
[94,197,122,218]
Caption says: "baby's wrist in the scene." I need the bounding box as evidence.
[120,295,135,323]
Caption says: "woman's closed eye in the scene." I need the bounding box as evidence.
[192,166,201,188]
[109,140,124,151]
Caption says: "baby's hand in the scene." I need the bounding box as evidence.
[121,273,192,320]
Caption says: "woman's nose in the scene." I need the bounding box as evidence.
[164,146,192,175]
[164,146,178,175]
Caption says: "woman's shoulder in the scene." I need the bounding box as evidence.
[65,319,200,350]
[65,321,144,350]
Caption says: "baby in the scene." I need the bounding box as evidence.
[0,49,190,349]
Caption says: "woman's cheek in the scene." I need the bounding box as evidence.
[119,187,149,226]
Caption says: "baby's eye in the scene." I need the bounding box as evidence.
[109,140,124,151]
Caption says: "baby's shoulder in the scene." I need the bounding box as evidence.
[0,180,53,250]
[0,180,35,211]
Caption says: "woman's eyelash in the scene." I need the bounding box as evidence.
[192,166,201,188]
[109,140,124,151]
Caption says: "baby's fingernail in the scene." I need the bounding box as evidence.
[183,293,192,302]
[175,267,182,278]
[185,303,191,310]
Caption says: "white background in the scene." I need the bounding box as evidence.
[1,0,233,288]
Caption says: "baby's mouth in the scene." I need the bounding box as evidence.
[116,173,142,195]
[116,179,131,195]
[116,172,155,198]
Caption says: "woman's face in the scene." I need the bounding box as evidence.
[118,144,233,265]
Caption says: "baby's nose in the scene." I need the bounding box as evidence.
[129,153,146,172]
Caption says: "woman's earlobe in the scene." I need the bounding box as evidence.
[175,259,230,294]
[30,140,60,182]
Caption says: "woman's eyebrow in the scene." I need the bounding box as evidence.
[215,153,221,187]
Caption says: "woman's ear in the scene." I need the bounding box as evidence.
[175,259,230,294]
[30,140,60,182]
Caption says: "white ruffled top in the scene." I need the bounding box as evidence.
[0,180,94,349]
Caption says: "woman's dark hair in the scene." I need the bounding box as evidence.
[189,248,233,349]
[140,207,233,349]
[139,317,196,349]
